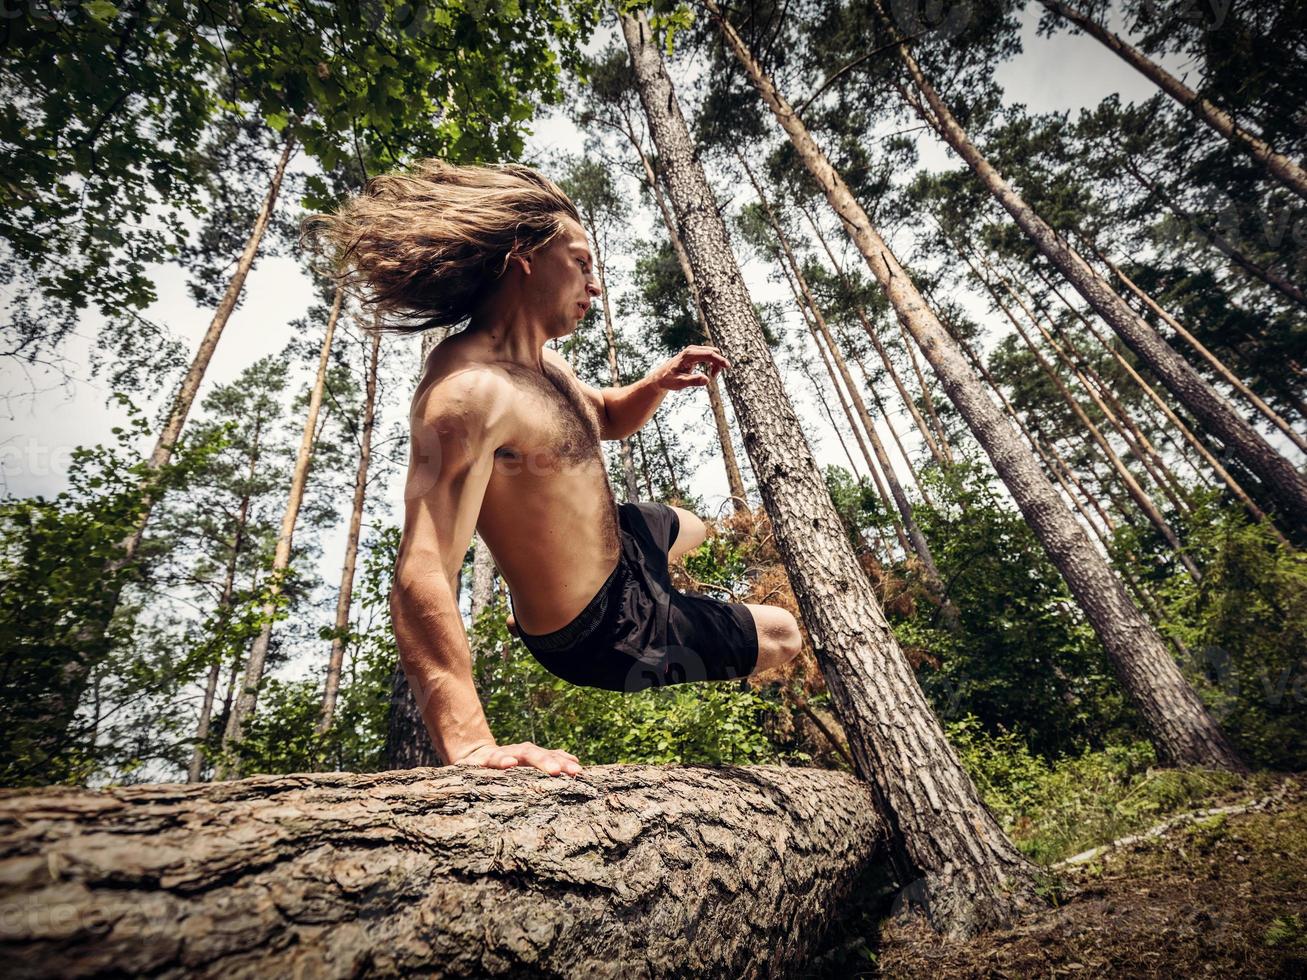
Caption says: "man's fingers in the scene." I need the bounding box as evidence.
[508,743,583,776]
[681,346,731,370]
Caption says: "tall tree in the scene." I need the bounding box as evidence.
[871,0,1307,529]
[738,166,955,618]
[318,328,383,736]
[1036,0,1307,200]
[704,0,1245,773]
[220,289,344,768]
[621,7,1043,934]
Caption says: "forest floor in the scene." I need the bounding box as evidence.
[816,773,1307,978]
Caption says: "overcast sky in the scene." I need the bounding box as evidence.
[0,3,1181,679]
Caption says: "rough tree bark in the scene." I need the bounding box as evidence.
[884,24,1307,528]
[624,9,1042,936]
[319,329,382,735]
[220,288,344,768]
[0,765,882,978]
[1038,0,1307,201]
[706,0,1246,773]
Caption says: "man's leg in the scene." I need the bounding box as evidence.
[667,505,707,563]
[665,507,801,673]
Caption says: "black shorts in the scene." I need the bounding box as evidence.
[511,502,759,693]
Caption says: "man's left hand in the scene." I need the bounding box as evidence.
[651,345,732,391]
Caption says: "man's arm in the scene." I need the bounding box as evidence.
[391,371,581,776]
[551,345,732,441]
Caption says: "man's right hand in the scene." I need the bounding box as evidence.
[453,741,583,777]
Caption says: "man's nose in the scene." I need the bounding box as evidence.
[586,278,601,297]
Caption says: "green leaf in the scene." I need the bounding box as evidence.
[83,1,120,23]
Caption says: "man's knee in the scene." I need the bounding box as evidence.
[747,604,802,672]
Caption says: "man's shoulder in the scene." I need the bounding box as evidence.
[413,337,514,431]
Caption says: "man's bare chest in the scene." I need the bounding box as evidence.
[493,362,603,472]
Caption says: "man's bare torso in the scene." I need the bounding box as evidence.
[417,329,621,635]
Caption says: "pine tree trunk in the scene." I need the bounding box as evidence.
[802,297,912,556]
[219,288,343,769]
[588,227,641,503]
[624,8,1044,935]
[893,317,954,464]
[651,411,684,503]
[802,358,869,483]
[859,352,935,507]
[887,35,1307,528]
[627,136,751,511]
[1005,268,1193,518]
[802,208,952,471]
[952,327,1117,542]
[1038,0,1307,201]
[1065,268,1274,529]
[1122,159,1307,310]
[1007,267,1202,580]
[318,329,382,735]
[0,765,884,978]
[470,534,496,622]
[776,224,905,545]
[635,428,656,499]
[950,235,1203,579]
[120,136,296,568]
[706,1,1245,775]
[705,375,749,510]
[186,525,245,783]
[1022,264,1198,508]
[1092,240,1307,456]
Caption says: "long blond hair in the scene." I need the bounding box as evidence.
[305,160,580,333]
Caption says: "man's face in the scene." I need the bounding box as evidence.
[522,215,601,337]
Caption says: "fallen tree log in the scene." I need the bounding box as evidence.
[0,764,883,978]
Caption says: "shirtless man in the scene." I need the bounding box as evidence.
[315,161,802,778]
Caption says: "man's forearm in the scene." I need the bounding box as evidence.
[602,374,668,440]
[390,577,495,762]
